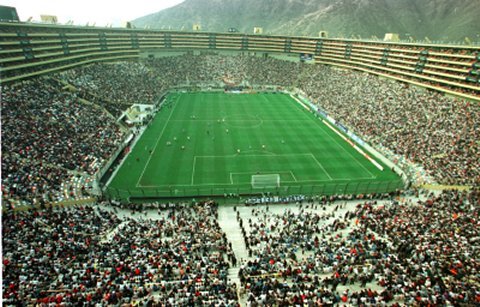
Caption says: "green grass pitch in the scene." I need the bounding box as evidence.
[106,92,403,200]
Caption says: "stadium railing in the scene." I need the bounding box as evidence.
[103,179,404,203]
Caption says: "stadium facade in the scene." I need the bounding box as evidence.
[1,22,479,101]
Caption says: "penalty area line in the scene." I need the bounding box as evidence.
[309,154,333,180]
[191,156,197,185]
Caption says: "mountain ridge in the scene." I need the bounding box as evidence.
[133,0,480,41]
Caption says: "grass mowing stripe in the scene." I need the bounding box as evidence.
[295,105,376,178]
[107,92,402,200]
[136,96,179,187]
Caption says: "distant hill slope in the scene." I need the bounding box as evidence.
[133,0,480,41]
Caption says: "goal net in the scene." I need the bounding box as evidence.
[251,174,280,189]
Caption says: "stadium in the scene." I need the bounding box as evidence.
[1,3,479,305]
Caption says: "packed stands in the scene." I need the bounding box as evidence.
[236,189,479,305]
[3,191,478,305]
[60,54,479,186]
[1,78,124,205]
[1,21,479,307]
[301,66,480,186]
[2,202,239,305]
[2,54,478,208]
[1,22,478,100]
[56,62,161,117]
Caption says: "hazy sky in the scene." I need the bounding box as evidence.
[2,0,185,26]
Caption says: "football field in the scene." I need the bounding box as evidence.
[106,92,403,200]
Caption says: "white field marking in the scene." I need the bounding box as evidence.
[308,154,333,180]
[290,94,311,111]
[137,177,378,188]
[168,119,263,122]
[225,120,264,129]
[229,171,293,175]
[138,144,378,188]
[317,120,376,178]
[189,154,327,186]
[219,153,336,181]
[298,108,376,178]
[169,119,309,122]
[192,153,321,158]
[191,156,197,185]
[322,120,384,171]
[240,149,278,156]
[289,170,298,182]
[136,97,179,187]
[223,113,264,129]
[193,153,337,170]
[230,171,296,184]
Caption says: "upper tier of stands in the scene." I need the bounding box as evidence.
[1,22,479,101]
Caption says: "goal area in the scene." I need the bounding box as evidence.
[251,174,280,189]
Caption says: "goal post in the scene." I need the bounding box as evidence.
[251,174,280,189]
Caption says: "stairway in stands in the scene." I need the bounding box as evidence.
[217,205,249,287]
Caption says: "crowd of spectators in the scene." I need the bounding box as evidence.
[301,68,480,186]
[236,189,479,305]
[134,53,479,186]
[357,189,480,305]
[2,44,479,307]
[3,186,477,305]
[2,201,239,305]
[1,78,124,205]
[58,62,161,106]
[154,53,479,186]
[2,52,478,207]
[54,54,479,185]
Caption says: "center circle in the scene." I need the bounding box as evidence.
[223,114,263,128]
